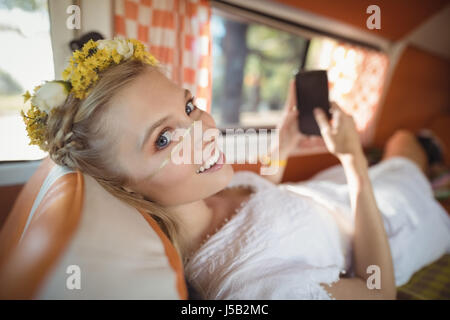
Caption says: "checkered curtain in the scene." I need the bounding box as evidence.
[327,43,388,131]
[308,38,389,145]
[330,43,389,145]
[114,0,212,112]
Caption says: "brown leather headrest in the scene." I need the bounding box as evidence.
[0,157,187,299]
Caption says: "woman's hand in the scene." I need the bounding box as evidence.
[275,80,305,160]
[313,103,363,160]
[261,80,303,184]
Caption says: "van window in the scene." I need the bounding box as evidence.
[0,0,52,161]
[210,5,388,133]
[211,9,308,128]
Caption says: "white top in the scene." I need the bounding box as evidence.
[184,156,450,299]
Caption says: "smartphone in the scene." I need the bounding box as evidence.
[294,70,331,135]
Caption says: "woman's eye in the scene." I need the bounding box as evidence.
[154,97,196,151]
[185,98,196,115]
[155,130,172,150]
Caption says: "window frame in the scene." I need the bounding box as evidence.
[210,0,386,132]
[211,0,389,51]
[0,159,43,186]
[0,1,59,166]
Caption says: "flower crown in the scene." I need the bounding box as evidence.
[21,38,158,151]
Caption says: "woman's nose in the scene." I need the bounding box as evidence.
[193,107,217,128]
[183,110,219,150]
[189,123,219,153]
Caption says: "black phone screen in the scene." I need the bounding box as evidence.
[295,70,331,135]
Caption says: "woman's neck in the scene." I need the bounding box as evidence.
[165,187,254,259]
[165,194,223,257]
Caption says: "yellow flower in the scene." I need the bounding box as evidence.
[111,49,122,64]
[62,69,71,81]
[64,38,158,100]
[22,38,159,151]
[21,105,49,151]
[81,39,97,56]
[73,50,84,61]
[22,91,31,103]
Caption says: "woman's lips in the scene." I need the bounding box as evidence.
[200,150,225,174]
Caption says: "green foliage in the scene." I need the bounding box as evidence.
[0,0,47,11]
[212,14,307,121]
[212,15,307,123]
[243,24,306,111]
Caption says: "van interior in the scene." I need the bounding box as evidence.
[0,0,449,300]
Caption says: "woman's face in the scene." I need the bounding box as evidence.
[105,67,234,207]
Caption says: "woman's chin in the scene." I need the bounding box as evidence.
[197,162,234,188]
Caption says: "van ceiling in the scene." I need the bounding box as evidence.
[275,0,449,41]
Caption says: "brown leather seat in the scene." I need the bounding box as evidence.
[0,157,187,299]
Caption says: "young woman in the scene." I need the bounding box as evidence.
[24,39,450,300]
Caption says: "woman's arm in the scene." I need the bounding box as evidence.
[314,105,396,300]
[260,81,302,185]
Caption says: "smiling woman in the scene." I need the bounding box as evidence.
[26,40,234,261]
[98,63,234,257]
[38,56,189,257]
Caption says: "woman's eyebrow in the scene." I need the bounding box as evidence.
[139,89,191,151]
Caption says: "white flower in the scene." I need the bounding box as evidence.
[97,39,117,51]
[97,38,134,59]
[31,81,70,114]
[116,39,134,59]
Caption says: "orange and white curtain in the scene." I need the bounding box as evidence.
[114,0,212,112]
[308,38,389,145]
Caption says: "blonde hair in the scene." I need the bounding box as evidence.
[46,59,183,258]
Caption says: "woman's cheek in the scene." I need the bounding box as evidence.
[157,162,195,185]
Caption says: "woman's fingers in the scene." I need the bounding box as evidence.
[284,80,296,113]
[314,107,336,153]
[330,101,344,112]
[278,103,297,129]
[331,106,342,131]
[313,108,331,136]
